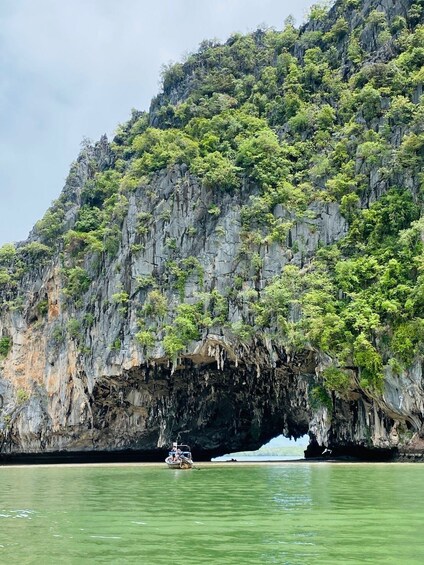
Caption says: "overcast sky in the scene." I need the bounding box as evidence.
[0,0,317,245]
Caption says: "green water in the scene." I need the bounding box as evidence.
[1,463,423,564]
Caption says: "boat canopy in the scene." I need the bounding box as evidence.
[171,443,191,451]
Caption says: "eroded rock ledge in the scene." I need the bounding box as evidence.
[1,341,422,462]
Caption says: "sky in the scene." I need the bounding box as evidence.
[266,434,308,447]
[0,0,317,245]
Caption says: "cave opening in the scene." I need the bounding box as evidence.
[212,434,309,462]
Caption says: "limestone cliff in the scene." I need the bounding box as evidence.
[0,0,423,461]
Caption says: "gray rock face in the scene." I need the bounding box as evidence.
[0,151,339,456]
[0,146,421,461]
[0,0,423,461]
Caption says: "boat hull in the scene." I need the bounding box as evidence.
[165,457,193,469]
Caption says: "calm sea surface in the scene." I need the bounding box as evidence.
[1,462,423,564]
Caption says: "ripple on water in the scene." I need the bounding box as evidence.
[0,509,36,519]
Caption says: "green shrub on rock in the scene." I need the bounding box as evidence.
[0,336,12,358]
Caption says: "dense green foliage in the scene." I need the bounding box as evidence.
[0,336,12,358]
[1,0,423,397]
[255,189,423,390]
